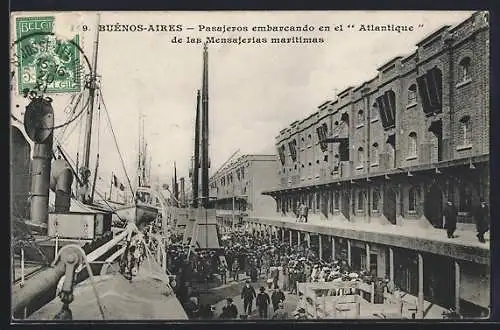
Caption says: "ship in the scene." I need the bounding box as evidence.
[112,114,159,229]
[11,14,187,321]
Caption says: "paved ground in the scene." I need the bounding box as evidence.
[208,271,449,320]
[213,276,299,320]
[251,215,490,250]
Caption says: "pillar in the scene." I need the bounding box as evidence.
[389,247,394,282]
[297,231,301,247]
[355,294,361,318]
[281,228,285,242]
[318,190,322,216]
[289,230,293,245]
[347,239,352,266]
[455,260,461,314]
[332,237,336,261]
[306,233,311,248]
[366,243,371,272]
[318,234,323,260]
[417,253,424,319]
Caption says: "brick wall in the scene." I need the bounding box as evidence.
[273,11,489,189]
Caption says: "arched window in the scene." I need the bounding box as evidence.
[333,154,340,171]
[372,189,380,211]
[371,142,379,165]
[460,116,471,146]
[459,57,471,82]
[357,110,364,125]
[357,147,364,165]
[408,186,419,212]
[371,103,378,120]
[357,191,365,210]
[408,132,417,157]
[358,147,364,162]
[408,84,417,104]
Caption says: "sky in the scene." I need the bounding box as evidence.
[10,10,475,196]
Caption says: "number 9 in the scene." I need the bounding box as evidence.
[82,25,88,31]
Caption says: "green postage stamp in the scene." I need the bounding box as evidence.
[15,16,82,94]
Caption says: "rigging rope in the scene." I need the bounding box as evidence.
[56,92,84,143]
[98,91,135,198]
[96,94,101,155]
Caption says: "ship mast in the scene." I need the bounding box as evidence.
[200,43,209,208]
[78,14,100,204]
[82,16,100,170]
[172,162,178,207]
[192,90,201,208]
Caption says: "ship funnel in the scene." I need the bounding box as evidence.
[24,98,54,228]
[50,158,74,212]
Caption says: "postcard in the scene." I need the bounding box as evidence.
[10,10,490,321]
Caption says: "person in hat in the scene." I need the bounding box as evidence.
[271,286,285,312]
[271,302,289,320]
[474,199,489,243]
[293,307,307,320]
[231,259,240,281]
[241,280,257,316]
[218,260,228,285]
[220,297,238,319]
[444,200,458,238]
[256,286,271,319]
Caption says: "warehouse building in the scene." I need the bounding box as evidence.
[209,154,278,228]
[246,11,490,318]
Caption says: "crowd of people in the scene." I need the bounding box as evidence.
[213,229,397,319]
[162,223,400,320]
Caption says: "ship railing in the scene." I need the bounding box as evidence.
[12,223,137,317]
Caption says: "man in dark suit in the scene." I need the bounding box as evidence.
[255,286,270,319]
[241,280,256,316]
[220,297,238,319]
[474,199,489,243]
[443,200,457,238]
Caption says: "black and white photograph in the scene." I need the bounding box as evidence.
[10,10,491,321]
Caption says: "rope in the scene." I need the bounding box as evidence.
[56,92,84,143]
[56,94,84,146]
[96,94,101,155]
[53,244,106,320]
[98,91,135,198]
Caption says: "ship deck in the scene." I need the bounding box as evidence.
[29,256,188,320]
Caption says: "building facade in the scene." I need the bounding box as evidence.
[253,12,490,317]
[209,154,278,220]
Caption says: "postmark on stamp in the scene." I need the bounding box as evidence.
[13,16,83,94]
